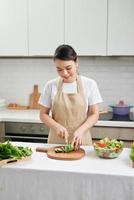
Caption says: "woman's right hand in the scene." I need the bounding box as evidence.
[54,124,69,143]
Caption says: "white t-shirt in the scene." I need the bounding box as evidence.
[39,75,103,111]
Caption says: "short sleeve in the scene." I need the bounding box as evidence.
[88,80,103,106]
[38,82,52,108]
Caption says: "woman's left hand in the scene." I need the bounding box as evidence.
[72,130,83,150]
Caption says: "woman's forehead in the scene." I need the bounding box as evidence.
[55,59,75,69]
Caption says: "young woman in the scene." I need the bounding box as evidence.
[39,44,102,150]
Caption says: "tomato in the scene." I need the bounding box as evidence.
[96,142,107,148]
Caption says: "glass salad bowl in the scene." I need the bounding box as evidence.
[93,137,124,159]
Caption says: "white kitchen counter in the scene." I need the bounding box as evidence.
[0,108,134,128]
[0,108,41,123]
[0,142,134,200]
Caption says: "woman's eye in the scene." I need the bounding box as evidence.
[67,67,72,70]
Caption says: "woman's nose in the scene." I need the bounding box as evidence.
[62,69,68,75]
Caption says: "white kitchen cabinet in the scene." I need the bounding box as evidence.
[29,0,64,56]
[108,0,134,55]
[0,0,28,56]
[65,0,107,55]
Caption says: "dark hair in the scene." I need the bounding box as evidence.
[54,44,77,62]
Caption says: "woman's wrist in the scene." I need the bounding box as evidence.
[52,122,63,132]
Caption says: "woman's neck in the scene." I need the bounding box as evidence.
[63,75,78,83]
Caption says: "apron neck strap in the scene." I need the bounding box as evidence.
[57,78,63,92]
[76,75,84,94]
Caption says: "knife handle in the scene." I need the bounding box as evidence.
[7,159,17,163]
[36,147,48,153]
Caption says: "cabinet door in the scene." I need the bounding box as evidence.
[29,0,64,56]
[0,0,28,56]
[65,0,107,55]
[108,0,134,55]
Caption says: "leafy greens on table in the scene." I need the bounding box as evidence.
[0,141,32,160]
[130,143,134,161]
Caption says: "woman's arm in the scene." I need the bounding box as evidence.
[39,105,69,143]
[79,103,99,131]
[72,104,99,149]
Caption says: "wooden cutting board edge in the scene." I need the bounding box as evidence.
[47,147,85,161]
[0,156,31,167]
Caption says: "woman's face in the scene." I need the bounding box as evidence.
[55,59,78,83]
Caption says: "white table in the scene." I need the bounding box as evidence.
[0,142,134,200]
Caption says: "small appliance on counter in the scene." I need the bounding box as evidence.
[99,101,134,121]
[111,114,130,121]
[109,100,133,121]
[109,100,133,116]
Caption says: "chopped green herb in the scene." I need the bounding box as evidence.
[0,141,32,160]
[55,144,74,153]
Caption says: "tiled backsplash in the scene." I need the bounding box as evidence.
[0,57,134,109]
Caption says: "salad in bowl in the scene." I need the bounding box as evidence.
[93,137,124,158]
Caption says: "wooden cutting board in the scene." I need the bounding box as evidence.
[36,146,85,160]
[0,156,31,167]
[8,103,29,110]
[29,84,41,109]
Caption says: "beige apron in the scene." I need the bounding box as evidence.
[48,76,92,145]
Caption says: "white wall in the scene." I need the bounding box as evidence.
[0,57,134,109]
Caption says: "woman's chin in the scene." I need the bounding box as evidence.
[63,76,76,83]
[64,78,73,83]
[63,77,71,82]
